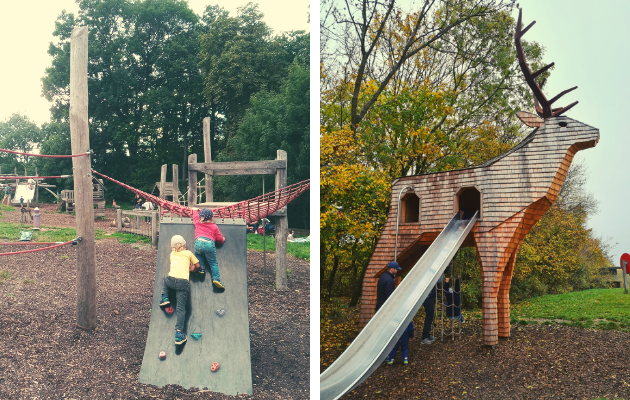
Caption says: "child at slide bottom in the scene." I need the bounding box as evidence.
[159,235,200,345]
[387,321,414,365]
[192,208,226,289]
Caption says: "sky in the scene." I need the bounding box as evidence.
[0,0,310,126]
[518,0,630,265]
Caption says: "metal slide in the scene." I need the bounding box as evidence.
[12,184,36,204]
[320,212,478,400]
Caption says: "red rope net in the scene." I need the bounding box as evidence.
[90,170,309,224]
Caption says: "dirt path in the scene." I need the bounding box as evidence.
[0,206,309,399]
[323,316,630,400]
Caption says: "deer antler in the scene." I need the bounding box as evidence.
[515,9,578,118]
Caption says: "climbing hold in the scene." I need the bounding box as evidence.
[211,362,220,372]
[159,351,166,360]
[216,309,226,317]
[165,307,175,314]
[191,333,202,340]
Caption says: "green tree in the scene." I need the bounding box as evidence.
[198,3,307,149]
[215,61,311,228]
[42,0,209,198]
[0,114,43,172]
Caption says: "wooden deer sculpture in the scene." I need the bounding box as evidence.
[359,9,600,346]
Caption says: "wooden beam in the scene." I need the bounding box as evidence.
[203,117,213,202]
[188,160,286,176]
[172,164,179,205]
[188,154,197,207]
[275,150,288,291]
[70,25,97,330]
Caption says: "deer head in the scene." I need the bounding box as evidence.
[515,8,578,122]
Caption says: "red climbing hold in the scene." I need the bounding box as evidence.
[159,351,166,360]
[165,307,174,314]
[211,362,220,372]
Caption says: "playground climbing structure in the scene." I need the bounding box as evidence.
[358,8,600,348]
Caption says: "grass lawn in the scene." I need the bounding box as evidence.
[246,233,310,260]
[508,288,630,331]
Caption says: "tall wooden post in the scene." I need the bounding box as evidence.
[151,211,158,248]
[188,154,197,207]
[159,164,167,200]
[172,164,179,204]
[275,150,288,290]
[70,26,97,330]
[203,117,213,202]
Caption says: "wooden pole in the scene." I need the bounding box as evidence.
[188,154,197,207]
[151,211,158,248]
[172,164,179,204]
[117,208,122,231]
[203,117,213,202]
[623,260,628,294]
[275,150,288,290]
[70,26,97,330]
[159,164,167,215]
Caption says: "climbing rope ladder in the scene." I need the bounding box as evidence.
[434,249,465,341]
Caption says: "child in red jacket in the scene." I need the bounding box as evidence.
[192,208,226,289]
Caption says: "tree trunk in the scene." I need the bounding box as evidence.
[327,253,339,299]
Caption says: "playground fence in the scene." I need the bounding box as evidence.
[116,209,159,247]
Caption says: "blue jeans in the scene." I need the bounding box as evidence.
[422,297,435,339]
[161,276,189,331]
[389,343,409,360]
[194,237,220,281]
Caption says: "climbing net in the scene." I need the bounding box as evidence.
[434,250,465,341]
[91,170,310,224]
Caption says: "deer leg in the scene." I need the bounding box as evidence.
[497,246,519,338]
[475,214,524,346]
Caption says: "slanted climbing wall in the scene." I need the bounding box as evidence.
[138,218,252,395]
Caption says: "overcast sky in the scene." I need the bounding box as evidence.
[0,0,310,126]
[517,0,630,265]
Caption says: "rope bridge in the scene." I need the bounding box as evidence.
[91,170,309,224]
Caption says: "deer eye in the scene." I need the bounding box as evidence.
[558,121,568,127]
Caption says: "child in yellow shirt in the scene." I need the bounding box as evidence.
[159,235,200,345]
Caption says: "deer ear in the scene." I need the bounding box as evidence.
[516,111,544,128]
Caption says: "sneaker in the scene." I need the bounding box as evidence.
[159,295,170,307]
[212,280,225,289]
[175,330,187,345]
[420,338,434,345]
[199,266,206,274]
[387,359,393,366]
[403,358,408,365]
[429,336,436,341]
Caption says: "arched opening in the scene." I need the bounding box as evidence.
[401,192,420,223]
[456,187,481,220]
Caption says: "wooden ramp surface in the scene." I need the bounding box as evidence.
[138,218,252,395]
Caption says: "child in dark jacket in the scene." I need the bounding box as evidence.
[444,276,465,323]
[387,321,414,365]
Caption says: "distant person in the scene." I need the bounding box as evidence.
[375,261,401,313]
[19,196,24,207]
[160,235,200,345]
[421,275,440,345]
[192,208,226,289]
[287,230,295,241]
[133,194,143,209]
[387,321,414,365]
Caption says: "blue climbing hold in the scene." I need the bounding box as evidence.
[216,309,226,317]
[191,333,202,340]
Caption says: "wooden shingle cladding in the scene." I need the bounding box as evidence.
[359,116,600,345]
